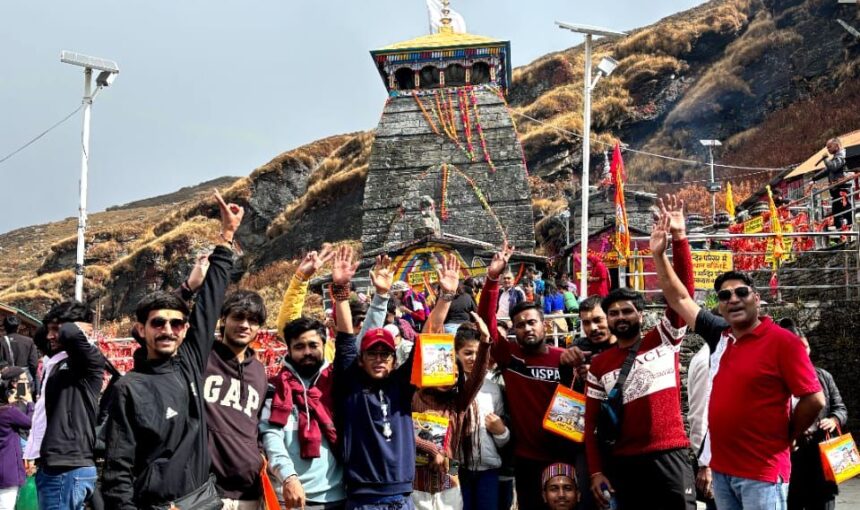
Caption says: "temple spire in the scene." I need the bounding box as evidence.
[439,0,453,33]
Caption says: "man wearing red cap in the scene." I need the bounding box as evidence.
[330,245,419,510]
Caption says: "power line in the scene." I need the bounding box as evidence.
[511,110,797,173]
[0,105,83,165]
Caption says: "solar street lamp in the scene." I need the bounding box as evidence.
[555,22,626,299]
[60,51,119,301]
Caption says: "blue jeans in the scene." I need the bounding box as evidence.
[460,468,499,510]
[713,471,788,510]
[346,494,415,510]
[35,465,96,510]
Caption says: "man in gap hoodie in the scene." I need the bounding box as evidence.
[204,290,268,509]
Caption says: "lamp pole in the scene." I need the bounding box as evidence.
[580,34,593,300]
[708,145,716,219]
[700,139,722,223]
[555,22,626,299]
[61,51,119,302]
[74,69,94,301]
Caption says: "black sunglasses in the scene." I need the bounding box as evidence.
[363,350,395,361]
[717,286,753,302]
[148,317,188,329]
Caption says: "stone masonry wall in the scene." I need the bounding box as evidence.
[361,87,534,252]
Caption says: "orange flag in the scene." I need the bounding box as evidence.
[611,142,631,263]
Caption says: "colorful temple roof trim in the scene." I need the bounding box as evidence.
[374,30,504,53]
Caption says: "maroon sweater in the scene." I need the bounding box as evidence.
[584,237,694,474]
[478,278,576,463]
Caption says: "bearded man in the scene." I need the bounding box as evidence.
[583,202,698,510]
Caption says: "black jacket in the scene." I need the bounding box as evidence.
[102,246,232,510]
[813,148,849,187]
[205,341,267,500]
[0,333,40,394]
[806,367,848,442]
[41,323,105,468]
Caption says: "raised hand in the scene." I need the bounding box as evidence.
[650,211,670,257]
[369,254,394,295]
[214,189,244,241]
[487,240,514,280]
[297,243,335,278]
[659,194,686,238]
[331,244,358,286]
[436,253,461,295]
[186,252,211,292]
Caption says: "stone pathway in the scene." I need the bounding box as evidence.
[838,476,860,508]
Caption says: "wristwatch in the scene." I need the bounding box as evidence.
[440,292,456,302]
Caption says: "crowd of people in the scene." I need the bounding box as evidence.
[0,191,848,510]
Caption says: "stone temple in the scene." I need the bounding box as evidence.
[360,8,535,252]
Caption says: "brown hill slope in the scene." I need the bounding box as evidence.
[3,0,860,322]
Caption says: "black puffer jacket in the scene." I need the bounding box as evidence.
[101,246,232,510]
[41,323,105,468]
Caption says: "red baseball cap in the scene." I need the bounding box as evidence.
[361,327,396,352]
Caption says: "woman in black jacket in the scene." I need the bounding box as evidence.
[781,319,848,510]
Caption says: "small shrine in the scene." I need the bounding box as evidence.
[360,0,535,252]
[369,4,511,93]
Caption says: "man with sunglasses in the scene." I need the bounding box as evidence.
[102,191,243,510]
[652,196,824,510]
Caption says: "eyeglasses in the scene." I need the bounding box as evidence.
[148,317,188,329]
[363,350,395,361]
[717,286,753,302]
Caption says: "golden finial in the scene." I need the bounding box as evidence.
[439,0,453,34]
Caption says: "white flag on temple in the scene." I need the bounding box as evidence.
[426,0,467,34]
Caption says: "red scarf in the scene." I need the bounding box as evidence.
[268,364,337,459]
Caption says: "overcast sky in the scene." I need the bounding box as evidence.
[0,0,704,234]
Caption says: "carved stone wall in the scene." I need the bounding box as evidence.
[361,87,535,252]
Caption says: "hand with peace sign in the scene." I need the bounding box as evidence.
[487,240,515,280]
[297,244,336,279]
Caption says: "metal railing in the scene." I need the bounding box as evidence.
[626,229,860,302]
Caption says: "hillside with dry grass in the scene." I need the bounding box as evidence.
[3,0,860,323]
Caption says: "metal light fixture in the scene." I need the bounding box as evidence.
[555,21,626,299]
[61,50,120,301]
[700,139,722,221]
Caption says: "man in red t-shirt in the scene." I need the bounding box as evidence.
[478,242,576,510]
[584,202,697,510]
[652,196,825,509]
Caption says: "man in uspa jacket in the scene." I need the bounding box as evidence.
[477,242,577,510]
[205,290,268,509]
[29,301,104,510]
[102,191,242,510]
